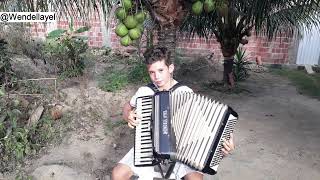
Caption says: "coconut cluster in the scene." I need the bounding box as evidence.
[115,0,146,46]
[192,0,216,15]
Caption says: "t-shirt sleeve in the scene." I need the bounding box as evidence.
[175,86,193,93]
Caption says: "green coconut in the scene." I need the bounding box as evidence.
[123,15,138,29]
[135,12,146,23]
[122,0,132,11]
[115,23,129,37]
[204,0,215,13]
[129,28,142,40]
[115,8,126,20]
[192,1,203,15]
[120,35,132,46]
[136,23,144,32]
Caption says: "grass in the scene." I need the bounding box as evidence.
[98,68,129,92]
[104,119,127,135]
[271,68,320,99]
[128,62,150,84]
[98,61,150,92]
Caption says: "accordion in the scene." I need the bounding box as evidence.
[134,91,238,175]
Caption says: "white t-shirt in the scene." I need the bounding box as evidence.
[129,84,193,108]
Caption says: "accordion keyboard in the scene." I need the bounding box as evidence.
[134,96,154,166]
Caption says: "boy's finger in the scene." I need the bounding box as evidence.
[130,118,140,125]
[223,142,231,151]
[133,113,142,119]
[221,148,229,156]
[223,138,230,146]
[128,122,135,129]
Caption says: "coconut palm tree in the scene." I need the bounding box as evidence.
[181,0,320,87]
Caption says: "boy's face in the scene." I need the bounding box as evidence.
[147,59,174,90]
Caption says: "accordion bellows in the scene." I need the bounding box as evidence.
[134,91,238,175]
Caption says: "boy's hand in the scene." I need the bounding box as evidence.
[221,133,235,156]
[126,110,140,129]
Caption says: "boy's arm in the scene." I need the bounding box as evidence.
[122,102,140,129]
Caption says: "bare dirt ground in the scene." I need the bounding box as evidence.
[3,58,320,180]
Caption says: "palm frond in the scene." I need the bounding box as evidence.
[181,0,320,40]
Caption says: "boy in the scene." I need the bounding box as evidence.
[112,46,235,180]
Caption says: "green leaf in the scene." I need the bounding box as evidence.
[69,17,74,32]
[72,36,89,41]
[47,29,67,39]
[75,26,91,34]
[0,87,4,97]
[25,145,31,155]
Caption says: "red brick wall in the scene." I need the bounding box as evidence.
[31,19,295,64]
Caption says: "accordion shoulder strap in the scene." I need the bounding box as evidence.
[146,82,184,93]
[146,82,159,93]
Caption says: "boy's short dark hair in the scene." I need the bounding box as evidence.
[143,46,172,66]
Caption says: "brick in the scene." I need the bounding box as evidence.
[259,47,270,53]
[279,43,289,48]
[96,37,103,41]
[260,52,272,58]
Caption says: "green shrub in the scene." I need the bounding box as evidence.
[128,62,150,83]
[0,39,15,87]
[44,18,90,78]
[0,93,69,173]
[233,47,250,82]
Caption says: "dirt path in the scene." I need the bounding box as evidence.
[204,73,320,180]
[6,70,319,180]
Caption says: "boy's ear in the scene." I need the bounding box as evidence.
[169,64,174,74]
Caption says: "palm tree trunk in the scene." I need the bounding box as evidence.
[157,27,177,63]
[220,39,239,88]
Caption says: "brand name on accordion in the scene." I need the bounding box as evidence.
[162,110,168,135]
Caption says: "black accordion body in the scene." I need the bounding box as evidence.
[134,91,238,175]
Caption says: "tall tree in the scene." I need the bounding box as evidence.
[181,0,320,87]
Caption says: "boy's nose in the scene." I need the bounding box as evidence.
[155,72,160,79]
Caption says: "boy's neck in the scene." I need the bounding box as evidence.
[158,79,177,91]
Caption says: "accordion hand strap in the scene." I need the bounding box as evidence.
[164,162,176,179]
[156,161,176,179]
